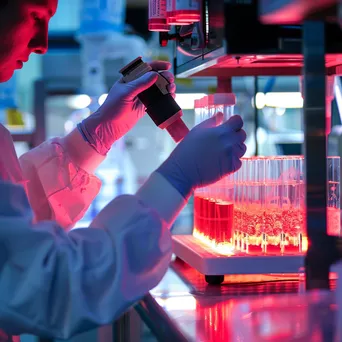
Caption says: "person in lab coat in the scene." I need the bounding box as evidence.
[0,0,247,340]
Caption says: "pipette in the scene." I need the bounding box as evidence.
[120,57,189,143]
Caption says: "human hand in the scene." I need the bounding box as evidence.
[78,61,176,155]
[157,113,247,198]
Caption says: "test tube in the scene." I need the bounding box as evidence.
[194,98,200,126]
[148,0,171,32]
[215,175,234,251]
[232,165,240,250]
[208,95,215,120]
[204,95,210,122]
[265,156,285,255]
[213,93,236,122]
[327,156,341,236]
[264,156,304,255]
[248,157,267,254]
[233,158,249,251]
[193,188,202,236]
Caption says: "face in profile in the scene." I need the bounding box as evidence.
[0,0,58,82]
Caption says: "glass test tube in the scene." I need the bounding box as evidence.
[233,158,249,251]
[327,156,341,236]
[214,175,234,251]
[213,93,236,122]
[264,156,304,255]
[194,99,200,126]
[249,157,267,254]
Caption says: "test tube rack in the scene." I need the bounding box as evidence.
[173,156,340,285]
[172,235,305,284]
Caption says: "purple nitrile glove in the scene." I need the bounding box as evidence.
[157,114,247,198]
[78,61,176,155]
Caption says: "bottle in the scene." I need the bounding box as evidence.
[149,0,171,32]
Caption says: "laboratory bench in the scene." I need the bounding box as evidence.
[142,257,340,341]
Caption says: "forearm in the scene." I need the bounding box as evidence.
[19,136,102,229]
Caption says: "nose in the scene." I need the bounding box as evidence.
[28,24,49,55]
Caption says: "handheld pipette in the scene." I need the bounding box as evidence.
[120,57,189,142]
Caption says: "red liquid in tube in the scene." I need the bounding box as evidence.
[207,199,216,242]
[216,201,234,245]
[166,0,201,25]
[193,195,201,233]
[149,0,171,32]
[194,195,234,249]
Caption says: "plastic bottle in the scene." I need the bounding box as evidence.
[149,0,171,32]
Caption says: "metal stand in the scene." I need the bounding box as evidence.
[303,21,340,290]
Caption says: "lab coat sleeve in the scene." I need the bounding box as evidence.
[19,132,103,230]
[0,180,173,339]
[136,171,188,225]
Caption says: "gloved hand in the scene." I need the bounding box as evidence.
[157,113,247,198]
[78,61,176,155]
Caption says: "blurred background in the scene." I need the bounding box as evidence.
[6,0,341,234]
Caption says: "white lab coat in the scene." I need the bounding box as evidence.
[0,124,185,339]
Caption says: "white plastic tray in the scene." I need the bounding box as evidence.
[172,235,305,276]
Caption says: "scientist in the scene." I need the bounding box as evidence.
[0,0,247,340]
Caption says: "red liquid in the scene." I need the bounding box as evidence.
[327,207,341,236]
[233,206,340,255]
[193,195,234,249]
[194,196,340,255]
[233,205,304,255]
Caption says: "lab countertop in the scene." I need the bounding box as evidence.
[149,257,340,341]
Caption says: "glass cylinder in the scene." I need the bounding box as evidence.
[327,156,341,236]
[233,157,268,254]
[194,98,201,126]
[210,93,236,122]
[233,156,305,255]
[193,173,235,254]
[264,156,305,254]
[233,158,248,251]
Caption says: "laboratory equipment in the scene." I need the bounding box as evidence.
[194,93,236,125]
[177,153,340,283]
[120,57,189,142]
[192,92,237,254]
[161,0,342,287]
[166,0,201,25]
[149,0,171,32]
[233,156,306,255]
[327,156,341,236]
